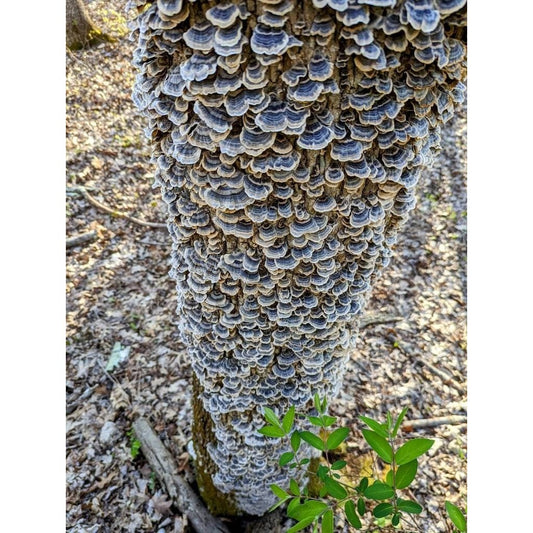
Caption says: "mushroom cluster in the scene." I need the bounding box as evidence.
[129,0,467,515]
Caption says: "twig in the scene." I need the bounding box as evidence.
[132,417,230,533]
[419,360,464,394]
[359,314,404,328]
[66,230,97,249]
[402,415,467,432]
[68,185,167,229]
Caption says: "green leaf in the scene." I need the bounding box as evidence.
[357,477,368,493]
[392,513,401,526]
[321,509,334,533]
[385,469,393,486]
[331,460,347,470]
[445,501,467,532]
[314,393,322,413]
[397,499,422,514]
[364,481,395,500]
[322,415,337,427]
[386,412,393,432]
[268,497,289,512]
[361,429,393,463]
[324,476,347,499]
[395,438,434,465]
[258,425,286,438]
[287,497,301,515]
[319,486,328,498]
[345,501,362,529]
[395,459,418,489]
[317,465,329,481]
[373,502,394,518]
[392,407,409,438]
[357,497,366,516]
[308,416,325,426]
[321,396,327,414]
[287,516,316,533]
[282,406,296,433]
[289,500,329,522]
[270,484,289,500]
[299,430,325,451]
[263,407,282,428]
[300,458,310,465]
[289,479,300,496]
[326,427,350,450]
[279,452,295,466]
[291,431,301,453]
[359,416,389,439]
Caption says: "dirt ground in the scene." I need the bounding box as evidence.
[66,2,467,531]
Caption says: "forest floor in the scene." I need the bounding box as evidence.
[66,2,467,532]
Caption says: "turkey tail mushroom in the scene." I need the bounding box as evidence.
[129,0,467,517]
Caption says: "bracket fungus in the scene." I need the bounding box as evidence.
[129,0,467,516]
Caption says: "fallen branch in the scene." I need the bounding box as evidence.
[419,360,464,394]
[68,186,167,229]
[132,417,230,533]
[66,230,97,249]
[359,313,404,328]
[402,415,467,432]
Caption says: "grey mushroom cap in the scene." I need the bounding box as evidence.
[157,0,184,18]
[180,52,218,81]
[206,3,248,29]
[183,22,215,52]
[297,118,334,151]
[403,1,441,33]
[435,0,467,16]
[250,24,290,55]
[308,51,334,81]
[312,0,349,11]
[336,6,370,27]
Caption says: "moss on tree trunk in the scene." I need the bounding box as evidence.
[191,375,239,516]
[66,0,113,50]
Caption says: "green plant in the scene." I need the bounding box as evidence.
[445,501,467,532]
[259,395,464,532]
[127,428,141,459]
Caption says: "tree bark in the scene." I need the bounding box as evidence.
[66,0,110,50]
[129,0,467,517]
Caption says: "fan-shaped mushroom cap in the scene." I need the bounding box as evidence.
[312,0,349,11]
[206,3,248,29]
[250,24,290,55]
[157,0,184,18]
[435,0,466,16]
[330,139,364,161]
[180,52,218,81]
[288,79,324,102]
[403,0,441,33]
[183,21,215,52]
[336,6,370,26]
[297,118,334,150]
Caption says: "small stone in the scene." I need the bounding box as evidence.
[99,420,120,445]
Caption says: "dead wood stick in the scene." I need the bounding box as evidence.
[359,313,404,328]
[402,415,467,431]
[68,186,167,229]
[132,417,230,533]
[419,360,464,394]
[66,230,97,249]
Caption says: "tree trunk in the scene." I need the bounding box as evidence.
[129,0,467,517]
[66,0,110,50]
